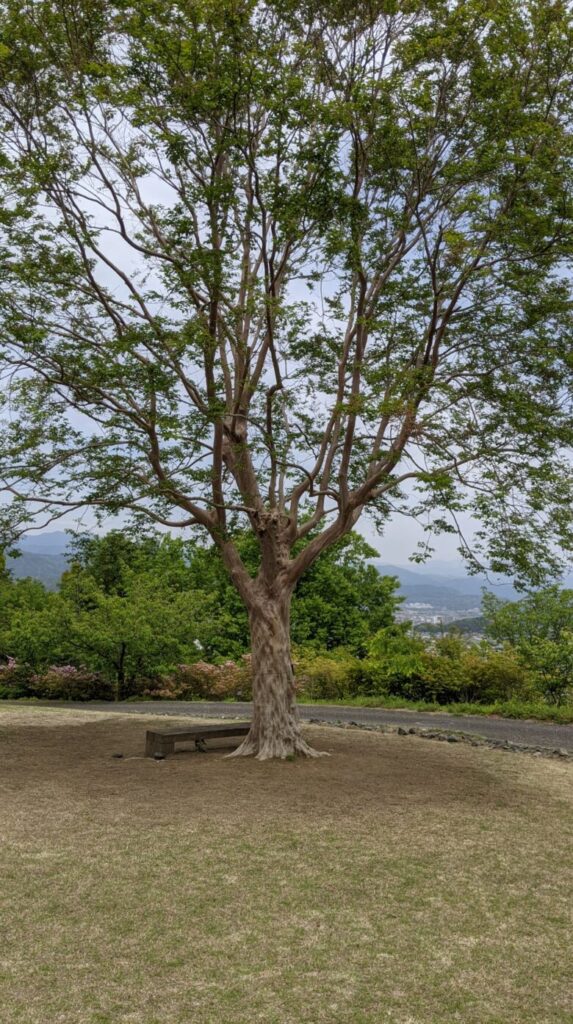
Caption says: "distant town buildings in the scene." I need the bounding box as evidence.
[396,603,482,627]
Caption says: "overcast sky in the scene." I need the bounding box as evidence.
[360,512,471,565]
[27,501,472,568]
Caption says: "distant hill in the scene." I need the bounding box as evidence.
[375,560,573,625]
[4,532,573,605]
[5,532,72,590]
[10,531,71,555]
[374,562,518,611]
[6,551,69,590]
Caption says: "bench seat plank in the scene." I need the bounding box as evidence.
[145,722,250,757]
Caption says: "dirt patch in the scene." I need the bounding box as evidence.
[0,706,120,728]
[1,708,572,1024]
[0,708,548,828]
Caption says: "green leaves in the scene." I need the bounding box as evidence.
[0,526,403,676]
[484,586,573,703]
[0,0,573,590]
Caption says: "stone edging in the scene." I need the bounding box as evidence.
[306,718,572,760]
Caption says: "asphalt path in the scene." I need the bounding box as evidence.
[24,700,573,752]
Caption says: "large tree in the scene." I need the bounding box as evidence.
[1,0,573,756]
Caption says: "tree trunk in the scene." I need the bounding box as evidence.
[227,592,326,760]
[114,643,126,703]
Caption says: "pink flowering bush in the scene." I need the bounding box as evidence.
[0,658,35,698]
[148,656,253,701]
[31,665,113,701]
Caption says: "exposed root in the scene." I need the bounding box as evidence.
[225,735,258,759]
[225,730,329,760]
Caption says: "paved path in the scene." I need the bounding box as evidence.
[24,700,573,752]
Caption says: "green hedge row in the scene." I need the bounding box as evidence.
[1,634,570,714]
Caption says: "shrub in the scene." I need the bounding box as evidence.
[152,657,253,701]
[520,633,573,705]
[394,650,467,703]
[377,642,532,705]
[294,634,535,706]
[295,650,358,700]
[344,658,390,697]
[30,665,113,701]
[140,675,181,700]
[0,659,36,699]
[460,645,533,703]
[211,656,253,700]
[294,640,466,703]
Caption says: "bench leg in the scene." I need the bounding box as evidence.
[195,737,208,752]
[158,737,175,757]
[145,733,175,758]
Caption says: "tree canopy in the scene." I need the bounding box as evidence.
[1,0,572,584]
[1,0,573,754]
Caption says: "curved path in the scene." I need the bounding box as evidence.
[25,700,573,752]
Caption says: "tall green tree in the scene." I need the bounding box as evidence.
[66,530,196,596]
[484,588,573,648]
[65,529,248,662]
[1,1,573,756]
[57,565,207,698]
[291,533,400,652]
[484,587,573,702]
[0,573,55,666]
[185,529,402,654]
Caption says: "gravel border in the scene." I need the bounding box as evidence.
[306,717,572,760]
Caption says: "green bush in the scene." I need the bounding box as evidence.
[294,632,535,706]
[344,658,390,697]
[460,645,533,703]
[520,633,573,705]
[295,650,358,700]
[396,651,465,703]
[365,628,466,703]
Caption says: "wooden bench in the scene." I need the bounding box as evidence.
[145,722,251,758]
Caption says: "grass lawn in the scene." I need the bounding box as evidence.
[297,695,573,724]
[1,708,572,1024]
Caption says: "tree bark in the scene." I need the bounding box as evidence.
[227,591,326,760]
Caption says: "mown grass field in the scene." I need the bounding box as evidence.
[1,707,572,1024]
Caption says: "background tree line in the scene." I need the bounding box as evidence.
[0,530,399,698]
[0,530,572,718]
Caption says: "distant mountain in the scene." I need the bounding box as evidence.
[5,532,72,590]
[13,531,71,555]
[4,532,573,604]
[375,562,518,605]
[6,551,69,589]
[392,584,482,611]
[375,559,573,624]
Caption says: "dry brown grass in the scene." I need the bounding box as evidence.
[1,707,572,1024]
